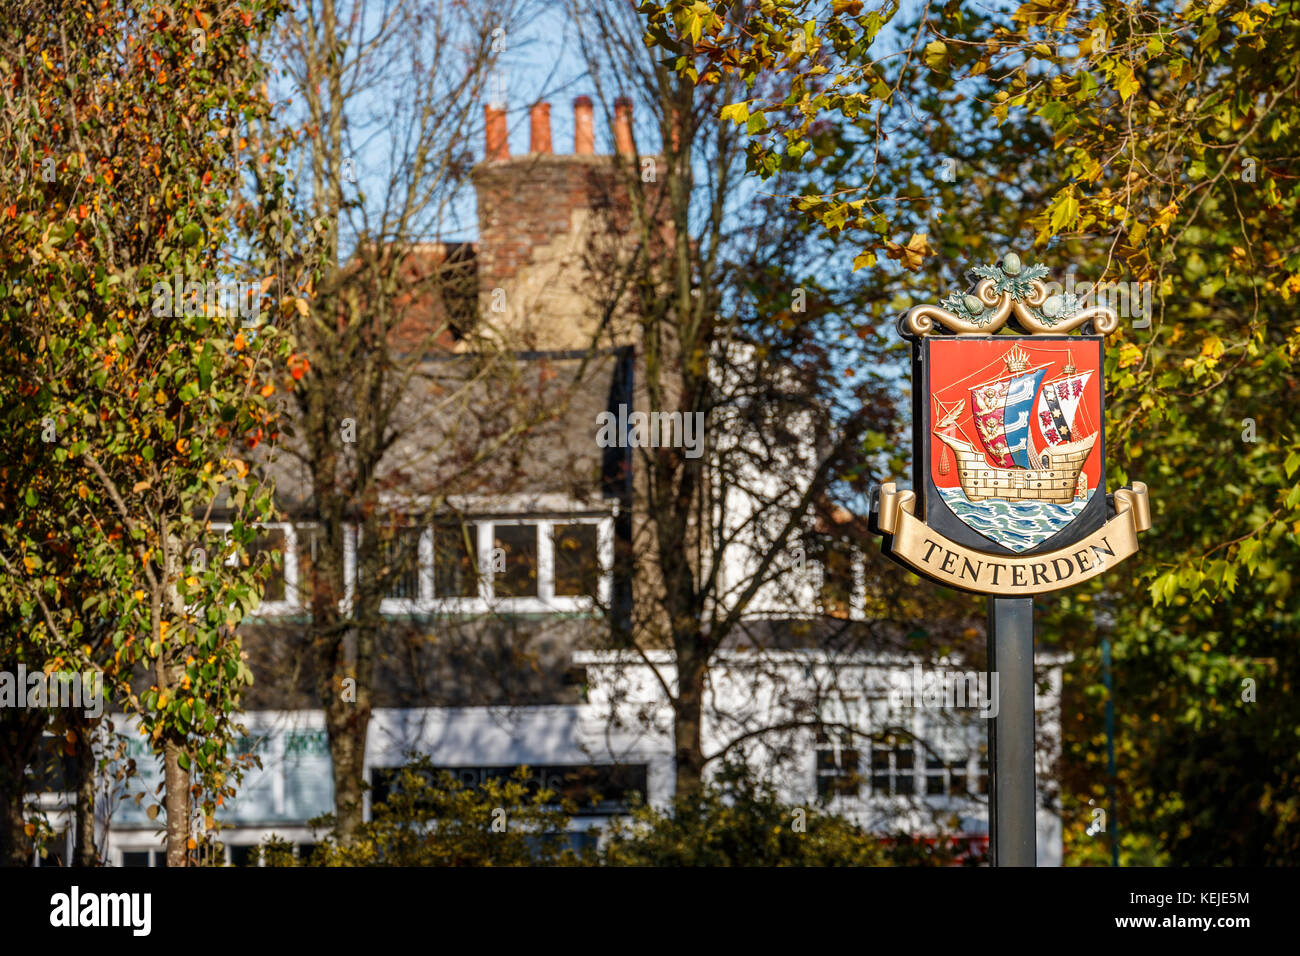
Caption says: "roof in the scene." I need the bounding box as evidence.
[248,346,633,521]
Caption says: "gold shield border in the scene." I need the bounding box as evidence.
[877,481,1152,595]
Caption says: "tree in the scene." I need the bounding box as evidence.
[637,0,1300,862]
[599,760,939,866]
[255,0,553,844]
[0,0,292,866]
[560,0,943,803]
[259,755,582,866]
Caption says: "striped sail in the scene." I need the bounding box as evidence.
[1036,371,1092,446]
[969,369,1045,469]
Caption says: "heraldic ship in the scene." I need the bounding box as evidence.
[934,344,1094,505]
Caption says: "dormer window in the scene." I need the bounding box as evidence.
[220,505,613,617]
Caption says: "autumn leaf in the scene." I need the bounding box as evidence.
[1115,62,1139,102]
[719,101,750,125]
[1118,342,1143,368]
[923,40,948,71]
[885,232,933,271]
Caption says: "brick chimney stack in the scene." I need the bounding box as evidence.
[529,102,552,154]
[472,94,665,349]
[613,97,634,155]
[573,96,594,155]
[485,105,509,161]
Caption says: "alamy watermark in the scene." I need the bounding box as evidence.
[50,886,150,936]
[1039,272,1153,329]
[0,666,103,718]
[889,661,999,718]
[595,404,705,459]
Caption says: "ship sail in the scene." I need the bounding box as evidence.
[969,368,1046,469]
[1036,370,1092,446]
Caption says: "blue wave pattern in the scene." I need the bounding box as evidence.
[938,487,1094,553]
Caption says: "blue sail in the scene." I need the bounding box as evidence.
[1002,369,1046,468]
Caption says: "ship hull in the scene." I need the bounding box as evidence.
[934,432,1095,504]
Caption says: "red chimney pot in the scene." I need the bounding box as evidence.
[485,105,509,161]
[574,96,594,155]
[529,102,552,154]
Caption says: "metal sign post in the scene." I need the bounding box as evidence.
[987,596,1036,866]
[871,253,1152,868]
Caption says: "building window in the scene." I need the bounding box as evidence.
[870,734,915,796]
[493,523,539,597]
[120,849,164,867]
[228,508,613,617]
[434,519,479,598]
[818,543,855,617]
[553,523,600,598]
[379,527,424,600]
[925,753,970,796]
[425,514,610,611]
[806,532,863,619]
[228,844,259,867]
[216,522,298,614]
[294,524,325,606]
[252,528,287,602]
[815,730,861,799]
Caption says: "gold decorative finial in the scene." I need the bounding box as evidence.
[903,255,1119,337]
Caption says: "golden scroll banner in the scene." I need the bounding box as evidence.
[877,482,1152,595]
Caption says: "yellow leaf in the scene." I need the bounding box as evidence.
[923,40,948,70]
[1115,63,1138,102]
[852,250,876,271]
[719,101,750,125]
[1152,200,1179,235]
[1118,342,1143,368]
[900,231,932,271]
